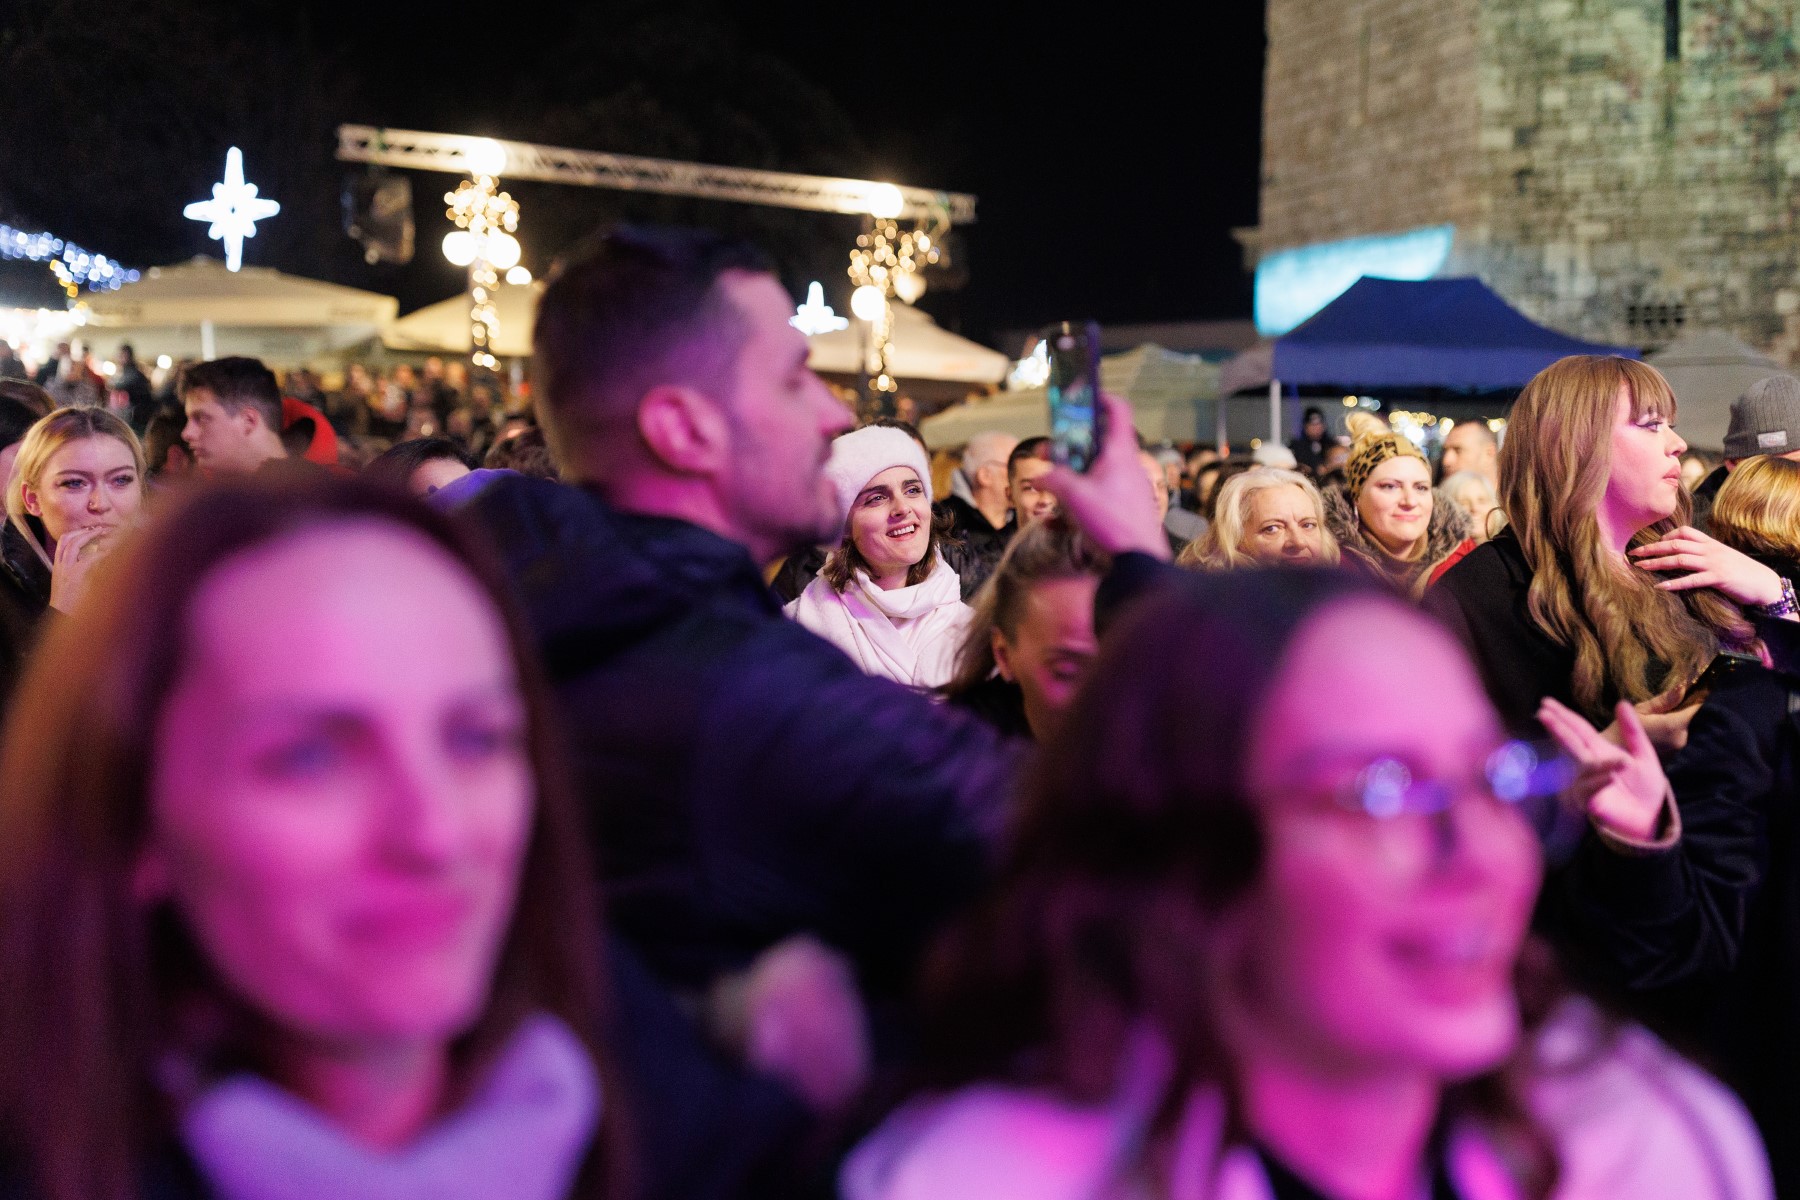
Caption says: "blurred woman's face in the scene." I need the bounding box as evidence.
[1449,484,1498,544]
[1234,599,1541,1081]
[848,466,931,585]
[1241,485,1325,565]
[141,521,533,1051]
[22,434,142,546]
[1356,456,1433,557]
[991,573,1100,738]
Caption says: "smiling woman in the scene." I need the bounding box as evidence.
[1325,412,1473,599]
[842,569,1770,1200]
[0,475,616,1200]
[787,424,975,690]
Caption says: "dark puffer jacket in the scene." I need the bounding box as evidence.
[468,476,1023,993]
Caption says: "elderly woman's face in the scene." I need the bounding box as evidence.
[1233,599,1540,1081]
[848,466,931,583]
[140,521,534,1050]
[1241,484,1325,565]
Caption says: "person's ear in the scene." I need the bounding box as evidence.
[990,628,1016,682]
[637,385,730,475]
[20,481,41,519]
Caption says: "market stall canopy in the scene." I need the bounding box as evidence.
[383,283,539,358]
[1271,276,1638,391]
[83,257,398,366]
[87,257,396,329]
[807,301,1009,385]
[1645,330,1785,453]
[921,345,1226,449]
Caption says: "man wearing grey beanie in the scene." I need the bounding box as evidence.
[1692,374,1800,530]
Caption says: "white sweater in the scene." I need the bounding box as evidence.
[842,1000,1771,1200]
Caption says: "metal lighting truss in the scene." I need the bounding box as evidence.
[336,126,977,225]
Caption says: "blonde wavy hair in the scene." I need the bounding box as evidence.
[1178,468,1340,569]
[1502,355,1753,720]
[1711,455,1800,563]
[5,408,146,568]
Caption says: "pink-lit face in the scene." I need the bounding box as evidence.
[141,521,533,1051]
[992,573,1099,738]
[1234,599,1541,1081]
[848,466,931,582]
[716,272,855,558]
[1601,384,1687,538]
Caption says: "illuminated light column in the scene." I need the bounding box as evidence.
[443,140,521,374]
[846,208,942,422]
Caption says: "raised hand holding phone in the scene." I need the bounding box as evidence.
[1037,391,1171,561]
[1045,320,1106,472]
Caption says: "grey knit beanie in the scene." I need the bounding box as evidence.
[1724,374,1800,458]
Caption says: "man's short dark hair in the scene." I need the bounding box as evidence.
[1009,436,1053,481]
[181,356,282,432]
[532,225,776,468]
[1451,417,1498,446]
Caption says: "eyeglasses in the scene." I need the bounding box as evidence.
[1334,741,1575,820]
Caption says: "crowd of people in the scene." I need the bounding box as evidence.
[2,224,1800,1200]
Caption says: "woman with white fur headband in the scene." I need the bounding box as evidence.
[787,424,975,690]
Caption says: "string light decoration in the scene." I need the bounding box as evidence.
[442,153,521,372]
[0,223,138,294]
[846,217,943,418]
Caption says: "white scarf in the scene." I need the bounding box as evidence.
[182,1014,600,1200]
[788,554,974,689]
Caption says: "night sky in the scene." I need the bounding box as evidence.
[0,1,1266,352]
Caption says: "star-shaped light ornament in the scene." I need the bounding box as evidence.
[790,281,849,336]
[184,147,280,272]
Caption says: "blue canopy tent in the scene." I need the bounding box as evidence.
[1262,276,1639,441]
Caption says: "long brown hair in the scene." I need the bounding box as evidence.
[0,475,616,1199]
[1501,356,1754,721]
[916,570,1557,1197]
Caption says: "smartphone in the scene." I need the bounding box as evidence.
[1044,320,1104,472]
[1685,651,1759,703]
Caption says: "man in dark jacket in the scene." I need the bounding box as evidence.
[468,227,1021,1192]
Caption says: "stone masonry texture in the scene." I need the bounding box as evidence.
[1258,0,1800,361]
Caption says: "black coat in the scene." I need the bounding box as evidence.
[935,494,1011,598]
[469,477,1022,994]
[1420,528,1578,732]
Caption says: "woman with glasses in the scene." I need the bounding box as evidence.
[844,568,1768,1200]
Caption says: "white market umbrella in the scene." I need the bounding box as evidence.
[1646,330,1786,453]
[382,282,541,358]
[83,256,398,366]
[807,301,1009,385]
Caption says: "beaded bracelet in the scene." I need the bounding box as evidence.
[1756,575,1799,620]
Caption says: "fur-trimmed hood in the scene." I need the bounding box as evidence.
[1323,479,1473,597]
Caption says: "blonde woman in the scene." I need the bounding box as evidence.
[1441,469,1504,543]
[1425,356,1782,737]
[1322,412,1474,597]
[1709,455,1800,589]
[3,407,146,616]
[1178,467,1340,570]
